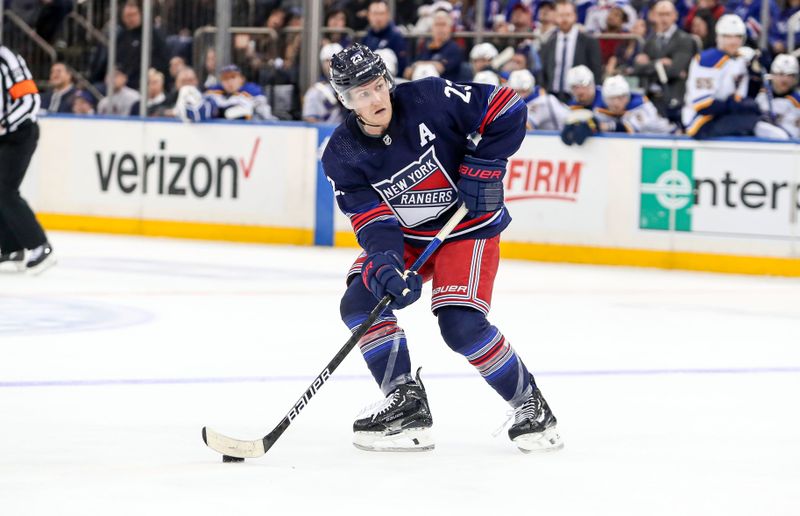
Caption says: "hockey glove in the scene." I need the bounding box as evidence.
[362,250,422,310]
[560,109,597,146]
[457,156,505,215]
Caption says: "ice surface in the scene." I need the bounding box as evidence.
[1,231,798,515]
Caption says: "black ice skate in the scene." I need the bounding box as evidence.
[353,368,434,452]
[25,243,56,275]
[0,250,26,273]
[508,383,563,453]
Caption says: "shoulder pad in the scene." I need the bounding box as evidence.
[697,48,729,69]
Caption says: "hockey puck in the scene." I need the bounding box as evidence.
[222,455,245,463]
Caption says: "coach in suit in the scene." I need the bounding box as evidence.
[540,0,602,102]
[631,1,697,122]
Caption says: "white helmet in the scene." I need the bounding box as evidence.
[319,43,343,64]
[716,14,746,38]
[473,70,501,86]
[470,42,499,61]
[374,48,398,77]
[771,53,799,75]
[508,69,535,92]
[412,62,440,81]
[601,75,630,101]
[566,65,595,89]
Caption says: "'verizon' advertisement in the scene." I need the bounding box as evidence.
[640,146,800,239]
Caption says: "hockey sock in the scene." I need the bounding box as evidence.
[438,306,534,407]
[341,279,412,395]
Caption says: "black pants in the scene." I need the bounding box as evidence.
[0,121,47,253]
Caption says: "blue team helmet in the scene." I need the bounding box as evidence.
[329,43,395,108]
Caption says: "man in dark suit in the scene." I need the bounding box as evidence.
[630,0,697,123]
[540,0,602,102]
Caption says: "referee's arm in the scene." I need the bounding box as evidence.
[0,46,41,131]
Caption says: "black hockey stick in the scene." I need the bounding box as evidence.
[202,204,469,460]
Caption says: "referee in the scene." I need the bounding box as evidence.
[0,44,54,274]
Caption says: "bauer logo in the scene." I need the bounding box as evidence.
[639,147,694,231]
[373,147,457,227]
[94,138,261,199]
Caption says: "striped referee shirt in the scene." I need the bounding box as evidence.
[0,45,41,134]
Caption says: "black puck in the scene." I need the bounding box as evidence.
[222,455,245,463]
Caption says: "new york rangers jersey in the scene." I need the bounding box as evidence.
[523,86,568,130]
[756,89,800,138]
[321,77,526,256]
[682,48,749,136]
[594,93,674,133]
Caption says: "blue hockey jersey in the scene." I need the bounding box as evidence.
[321,77,527,256]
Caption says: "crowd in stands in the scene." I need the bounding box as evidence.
[13,0,800,138]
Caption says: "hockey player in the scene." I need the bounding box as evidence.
[507,69,568,130]
[321,44,562,453]
[302,43,345,124]
[756,54,800,138]
[595,75,675,134]
[682,14,788,139]
[565,65,603,110]
[180,64,275,122]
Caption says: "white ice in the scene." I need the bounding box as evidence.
[1,231,798,515]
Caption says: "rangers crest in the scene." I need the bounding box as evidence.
[372,147,457,227]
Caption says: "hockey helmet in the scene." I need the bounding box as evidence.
[566,65,595,90]
[374,48,399,77]
[329,43,395,109]
[319,43,344,64]
[601,75,630,100]
[412,62,440,81]
[470,42,499,61]
[508,69,536,92]
[716,14,746,38]
[473,70,501,86]
[771,54,799,76]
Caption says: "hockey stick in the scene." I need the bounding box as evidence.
[202,203,470,460]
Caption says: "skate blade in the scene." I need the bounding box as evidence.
[353,428,434,452]
[512,426,564,453]
[26,255,57,276]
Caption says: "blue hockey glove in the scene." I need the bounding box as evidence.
[361,251,422,310]
[457,156,505,215]
[560,111,597,146]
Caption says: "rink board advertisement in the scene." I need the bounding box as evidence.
[26,117,800,275]
[27,116,318,243]
[640,146,800,239]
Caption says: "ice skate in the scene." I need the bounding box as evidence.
[0,250,26,273]
[508,383,563,453]
[26,243,56,275]
[353,368,434,452]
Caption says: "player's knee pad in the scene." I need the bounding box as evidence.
[436,306,490,354]
[340,277,395,328]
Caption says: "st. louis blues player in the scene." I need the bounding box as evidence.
[682,14,787,139]
[756,54,800,138]
[321,44,562,453]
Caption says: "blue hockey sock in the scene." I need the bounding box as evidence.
[438,306,533,407]
[341,279,412,394]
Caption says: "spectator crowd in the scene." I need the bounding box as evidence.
[13,0,800,139]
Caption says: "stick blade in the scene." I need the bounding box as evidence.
[202,426,266,459]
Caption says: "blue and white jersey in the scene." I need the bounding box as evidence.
[302,81,345,124]
[202,82,275,121]
[321,77,526,256]
[523,86,568,130]
[595,93,675,134]
[682,48,749,136]
[756,89,800,138]
[567,86,605,110]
